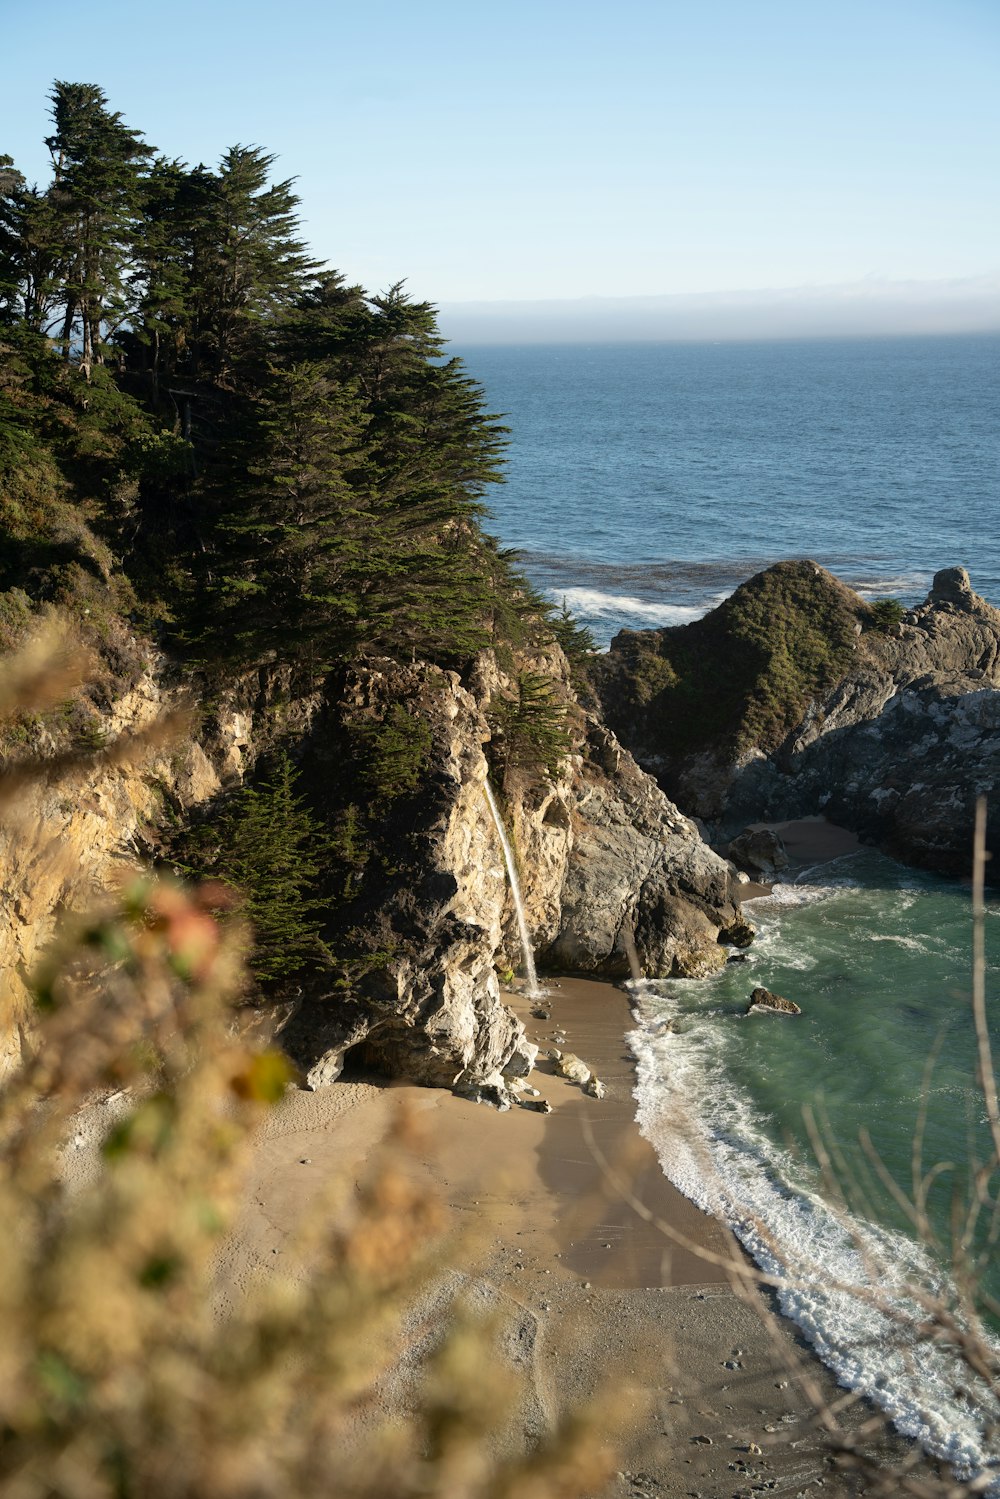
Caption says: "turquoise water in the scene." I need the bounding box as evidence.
[630,854,1000,1482]
[457,334,1000,644]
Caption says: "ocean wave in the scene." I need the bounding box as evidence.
[869,933,930,953]
[848,571,933,600]
[747,881,845,910]
[550,586,710,626]
[630,996,1000,1489]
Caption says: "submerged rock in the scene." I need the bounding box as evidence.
[747,986,801,1016]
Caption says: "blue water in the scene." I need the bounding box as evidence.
[458,334,1000,644]
[459,335,1000,1481]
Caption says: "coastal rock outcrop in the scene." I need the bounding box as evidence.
[747,987,801,1016]
[727,827,789,882]
[0,629,263,1081]
[286,646,745,1087]
[0,626,745,1093]
[593,563,1000,877]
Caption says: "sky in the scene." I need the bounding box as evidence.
[3,0,999,338]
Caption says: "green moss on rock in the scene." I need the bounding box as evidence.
[599,560,866,759]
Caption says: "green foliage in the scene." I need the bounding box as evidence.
[603,560,864,758]
[551,596,597,700]
[0,82,551,695]
[867,597,907,632]
[551,598,596,663]
[328,802,369,901]
[487,671,573,783]
[351,704,433,804]
[191,752,333,985]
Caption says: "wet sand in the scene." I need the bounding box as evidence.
[753,816,863,869]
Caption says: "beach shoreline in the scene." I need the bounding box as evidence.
[209,819,925,1496]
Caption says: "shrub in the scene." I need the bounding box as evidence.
[487,670,573,783]
[867,597,907,632]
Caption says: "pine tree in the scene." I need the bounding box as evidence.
[44,82,153,376]
[213,752,331,985]
[0,161,67,335]
[187,146,319,387]
[210,359,368,664]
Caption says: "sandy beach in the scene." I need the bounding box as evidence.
[208,822,928,1497]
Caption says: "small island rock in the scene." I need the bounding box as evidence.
[748,986,801,1016]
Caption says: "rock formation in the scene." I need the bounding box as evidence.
[1,627,745,1093]
[594,563,1000,877]
[747,987,801,1016]
[285,645,746,1089]
[0,634,260,1081]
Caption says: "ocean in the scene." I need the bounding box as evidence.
[459,334,1000,1484]
[457,333,1000,647]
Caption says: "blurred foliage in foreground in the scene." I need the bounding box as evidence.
[0,636,615,1499]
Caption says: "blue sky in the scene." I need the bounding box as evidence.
[3,0,998,319]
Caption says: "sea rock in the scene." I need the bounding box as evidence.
[727,827,789,881]
[747,986,801,1016]
[555,1052,592,1085]
[594,562,1000,878]
[585,1075,606,1099]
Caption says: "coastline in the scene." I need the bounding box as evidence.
[213,818,923,1496]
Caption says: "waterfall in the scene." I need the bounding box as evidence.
[621,919,643,984]
[483,780,542,997]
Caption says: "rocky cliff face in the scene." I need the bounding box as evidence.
[0,650,258,1080]
[286,646,745,1091]
[594,565,1000,876]
[1,629,744,1094]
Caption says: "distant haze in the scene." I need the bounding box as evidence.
[438,276,1000,345]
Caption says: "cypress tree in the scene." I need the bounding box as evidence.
[44,82,153,375]
[213,752,331,985]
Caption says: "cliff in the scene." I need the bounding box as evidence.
[279,643,746,1092]
[593,563,1000,875]
[0,621,744,1094]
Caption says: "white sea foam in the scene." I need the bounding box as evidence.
[869,933,931,953]
[747,881,844,910]
[850,571,933,600]
[551,586,709,626]
[629,993,1000,1489]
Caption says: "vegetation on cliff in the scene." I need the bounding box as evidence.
[0,81,583,989]
[597,560,873,759]
[0,83,565,674]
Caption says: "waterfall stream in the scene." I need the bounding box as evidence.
[483,781,542,997]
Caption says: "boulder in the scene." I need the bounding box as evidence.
[748,986,801,1016]
[501,1039,539,1080]
[727,828,789,881]
[555,1052,592,1085]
